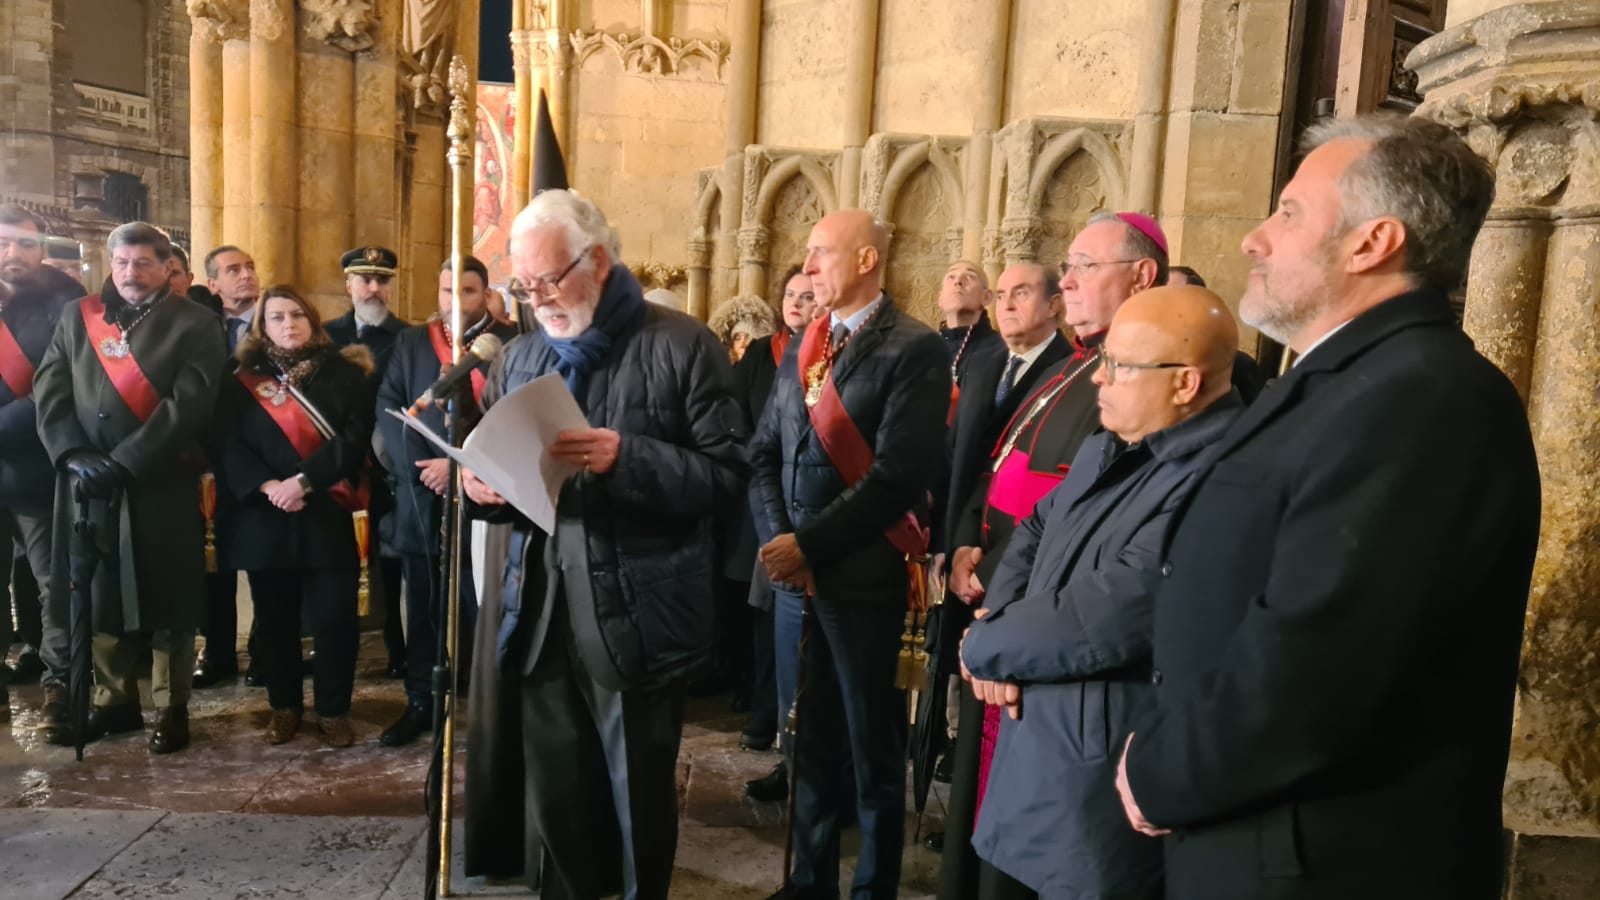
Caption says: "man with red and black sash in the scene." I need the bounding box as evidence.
[0,204,82,732]
[373,254,516,746]
[33,222,225,754]
[749,208,950,899]
[938,211,1169,900]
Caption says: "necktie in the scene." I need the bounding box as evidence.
[227,317,246,352]
[995,355,1024,405]
[830,322,850,354]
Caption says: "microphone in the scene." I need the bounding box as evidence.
[406,332,504,416]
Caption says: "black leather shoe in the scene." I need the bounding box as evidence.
[385,660,408,679]
[379,704,432,747]
[923,831,945,852]
[933,750,955,784]
[85,703,144,742]
[11,646,44,682]
[0,687,10,724]
[739,729,775,752]
[192,653,239,688]
[745,762,789,802]
[244,664,267,687]
[149,706,190,754]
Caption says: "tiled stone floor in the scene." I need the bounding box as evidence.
[1,634,949,899]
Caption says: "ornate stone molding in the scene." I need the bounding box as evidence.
[636,262,687,290]
[187,0,249,42]
[510,30,535,72]
[1410,0,1600,130]
[998,218,1046,262]
[301,0,377,53]
[569,29,728,78]
[686,238,713,267]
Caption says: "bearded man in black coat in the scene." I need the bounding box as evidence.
[1116,116,1541,900]
[461,190,746,900]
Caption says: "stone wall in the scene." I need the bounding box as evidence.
[1,0,193,286]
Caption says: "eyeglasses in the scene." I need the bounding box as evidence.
[1061,258,1142,278]
[506,245,591,303]
[1101,353,1190,384]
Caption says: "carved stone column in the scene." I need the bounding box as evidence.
[737,225,769,299]
[1411,5,1600,896]
[187,9,227,258]
[220,34,253,252]
[963,0,1012,262]
[543,0,573,168]
[686,237,712,321]
[837,0,880,208]
[248,0,296,284]
[510,27,534,213]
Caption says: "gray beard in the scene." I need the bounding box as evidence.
[353,299,389,327]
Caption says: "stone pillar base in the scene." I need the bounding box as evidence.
[1505,832,1600,899]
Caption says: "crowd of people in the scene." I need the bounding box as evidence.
[1,112,1542,900]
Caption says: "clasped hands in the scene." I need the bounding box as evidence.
[258,475,308,512]
[64,451,128,500]
[957,606,1022,720]
[759,533,815,597]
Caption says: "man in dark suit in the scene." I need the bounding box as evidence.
[373,254,516,746]
[921,262,1068,850]
[1116,116,1541,899]
[325,246,408,676]
[750,208,950,899]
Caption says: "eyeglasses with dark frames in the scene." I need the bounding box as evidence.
[505,244,592,303]
[1101,353,1191,384]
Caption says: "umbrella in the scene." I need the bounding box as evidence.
[67,489,98,762]
[910,593,973,821]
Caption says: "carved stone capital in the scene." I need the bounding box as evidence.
[687,238,713,266]
[1411,1,1600,130]
[568,28,728,78]
[301,0,377,53]
[249,0,288,42]
[737,226,770,264]
[999,218,1045,262]
[187,0,249,42]
[510,30,536,72]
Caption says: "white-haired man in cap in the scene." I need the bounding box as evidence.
[460,189,746,899]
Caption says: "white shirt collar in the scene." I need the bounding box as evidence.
[831,293,885,334]
[1293,319,1354,367]
[1007,332,1057,382]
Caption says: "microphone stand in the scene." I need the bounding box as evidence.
[425,53,473,900]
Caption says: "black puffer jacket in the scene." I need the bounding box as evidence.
[0,266,82,506]
[749,297,950,597]
[483,266,748,690]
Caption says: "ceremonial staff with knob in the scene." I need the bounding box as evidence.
[423,53,473,900]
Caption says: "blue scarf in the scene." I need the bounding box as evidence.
[545,264,648,398]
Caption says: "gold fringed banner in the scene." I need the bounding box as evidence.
[895,554,931,699]
[199,471,218,573]
[352,509,371,616]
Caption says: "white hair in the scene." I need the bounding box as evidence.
[511,189,623,268]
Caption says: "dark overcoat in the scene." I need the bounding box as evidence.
[463,267,747,878]
[0,266,80,507]
[960,396,1241,899]
[34,287,225,633]
[747,298,950,596]
[373,317,518,557]
[214,342,376,572]
[1124,288,1542,900]
[324,309,406,375]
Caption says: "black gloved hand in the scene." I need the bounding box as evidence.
[64,451,126,500]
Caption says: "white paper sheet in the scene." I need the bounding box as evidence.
[386,372,588,533]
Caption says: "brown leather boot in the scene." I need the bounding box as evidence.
[318,715,355,748]
[265,708,301,745]
[38,683,74,746]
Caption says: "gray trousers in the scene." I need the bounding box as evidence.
[92,630,195,709]
[1,506,56,687]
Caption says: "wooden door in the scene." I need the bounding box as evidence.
[1335,0,1448,115]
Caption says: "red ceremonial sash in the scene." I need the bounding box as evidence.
[770,328,792,367]
[0,317,35,399]
[235,368,370,512]
[236,369,325,460]
[429,320,485,403]
[797,316,929,560]
[81,294,160,422]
